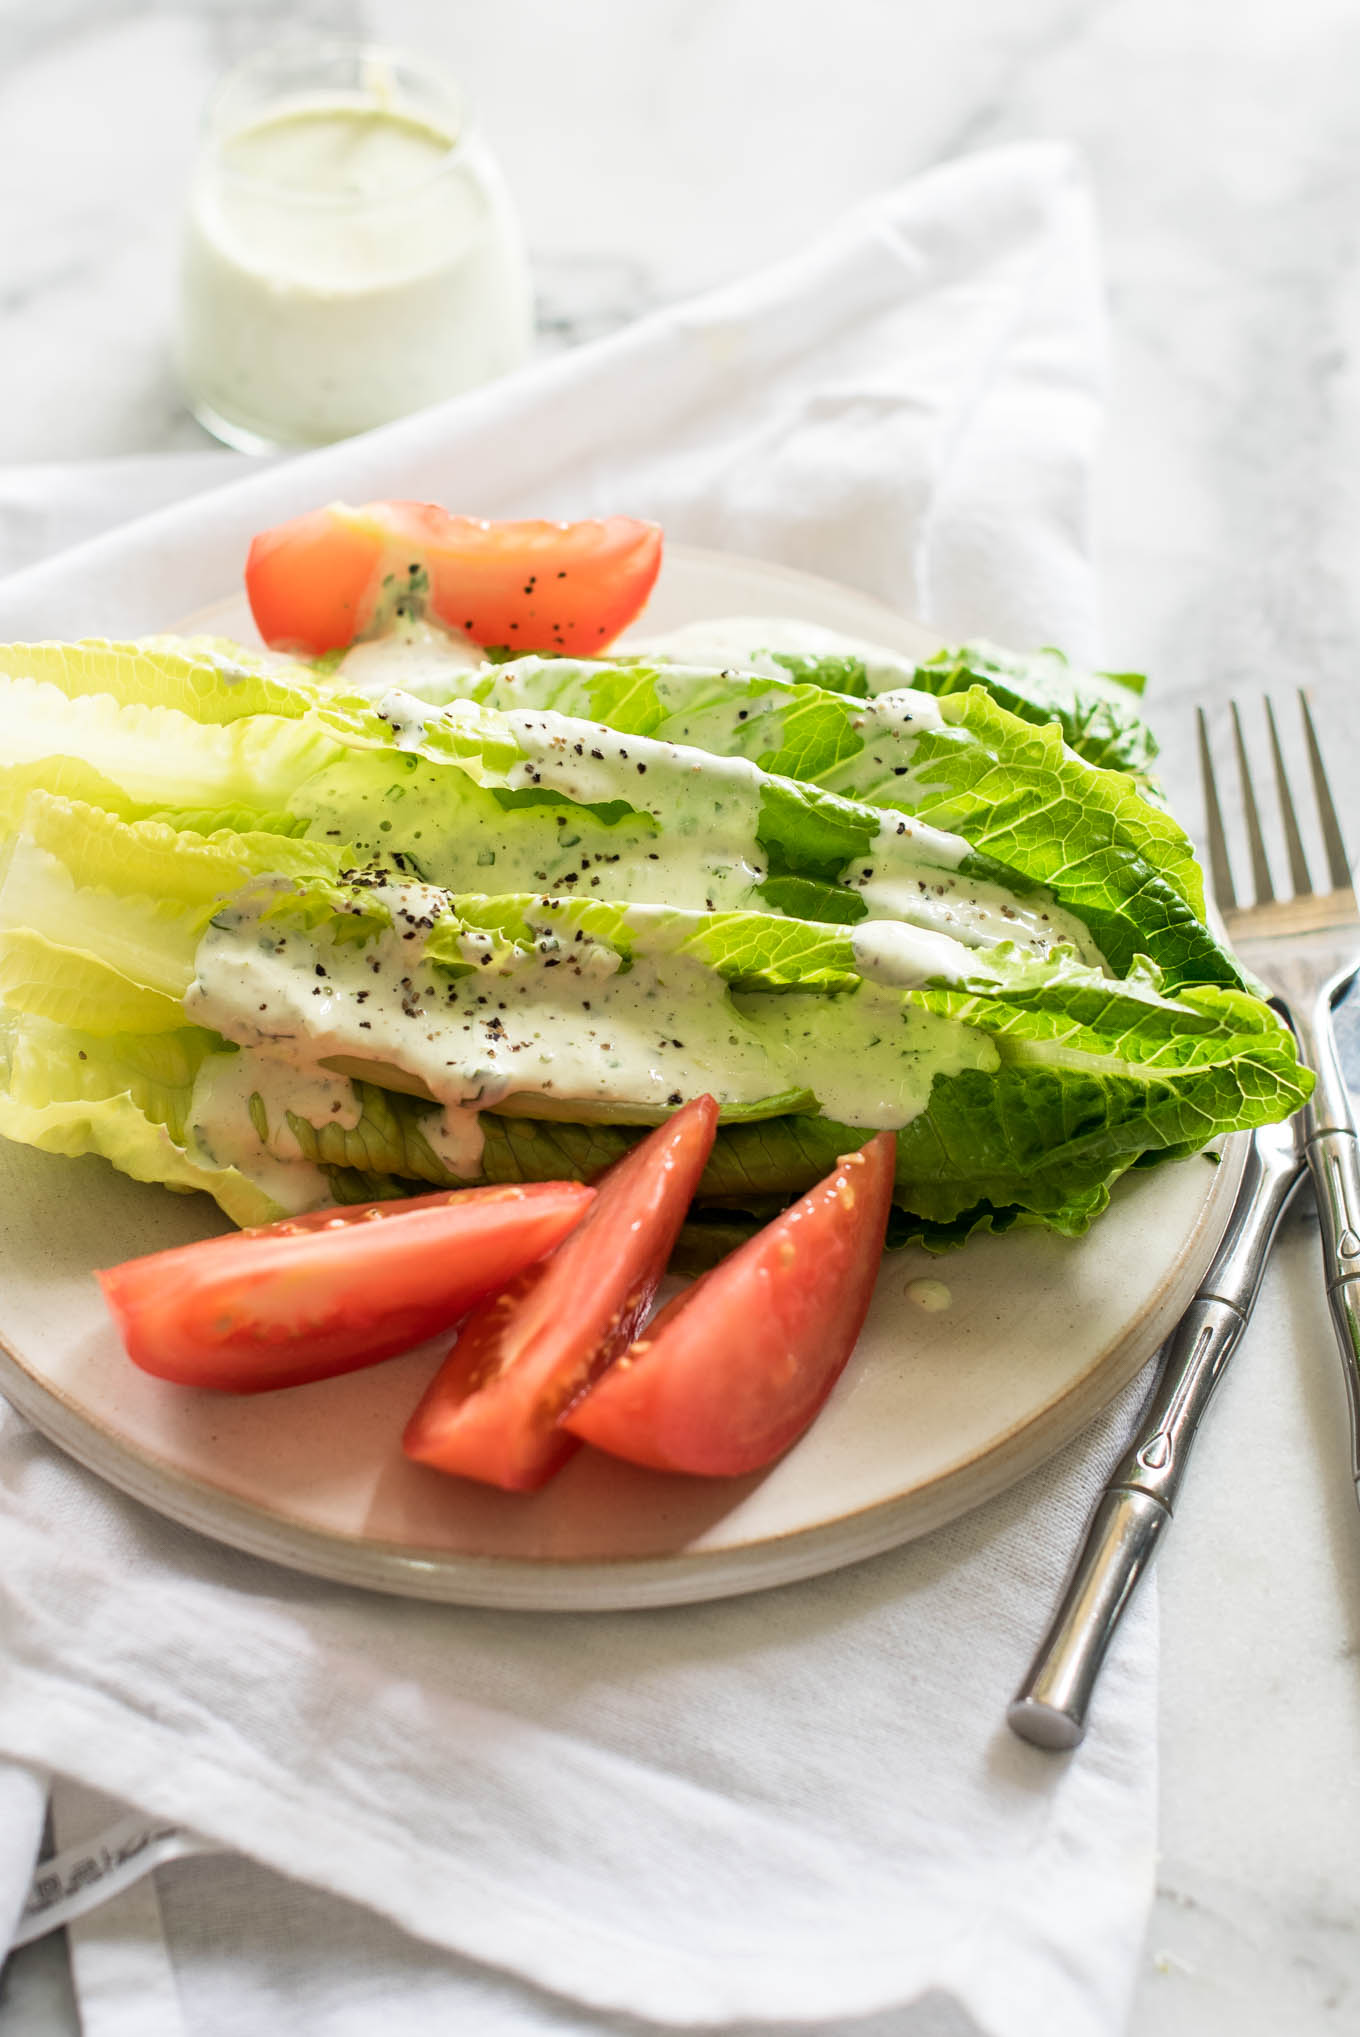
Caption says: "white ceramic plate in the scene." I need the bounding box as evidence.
[0,548,1244,1609]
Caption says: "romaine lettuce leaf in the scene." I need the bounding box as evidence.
[0,943,1305,1250]
[906,642,1157,781]
[0,638,320,723]
[455,656,1226,988]
[632,621,1156,779]
[0,673,340,815]
[0,795,351,1033]
[274,1034,1293,1247]
[0,929,187,1035]
[0,1012,274,1225]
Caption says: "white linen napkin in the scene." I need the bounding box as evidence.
[0,1760,47,1948]
[0,451,248,581]
[0,142,1151,2037]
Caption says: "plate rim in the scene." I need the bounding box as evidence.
[0,1136,1243,1609]
[0,545,1244,1609]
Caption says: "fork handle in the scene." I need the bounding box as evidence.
[1296,983,1360,1491]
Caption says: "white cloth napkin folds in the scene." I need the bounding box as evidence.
[0,143,1152,2037]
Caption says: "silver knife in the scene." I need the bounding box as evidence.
[1007,1108,1306,1750]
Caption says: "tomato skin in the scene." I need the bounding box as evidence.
[244,503,663,657]
[564,1134,895,1477]
[98,1181,594,1394]
[402,1095,719,1491]
[244,507,384,658]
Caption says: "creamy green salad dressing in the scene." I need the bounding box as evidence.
[332,616,485,699]
[633,617,925,690]
[188,1047,347,1211]
[185,874,998,1207]
[359,686,1099,964]
[386,649,943,734]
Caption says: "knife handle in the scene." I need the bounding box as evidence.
[1295,983,1360,1497]
[1006,1487,1167,1750]
[1008,1124,1304,1751]
[1305,1128,1360,1492]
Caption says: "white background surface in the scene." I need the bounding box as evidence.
[3,1,1360,2031]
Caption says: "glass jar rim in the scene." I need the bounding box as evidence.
[199,38,469,210]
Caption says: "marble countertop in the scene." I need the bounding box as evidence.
[4,1,1360,2032]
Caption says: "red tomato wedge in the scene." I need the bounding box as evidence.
[402,1095,719,1491]
[245,503,663,657]
[98,1181,594,1394]
[564,1134,895,1477]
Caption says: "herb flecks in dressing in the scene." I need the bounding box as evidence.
[188,1049,335,1212]
[334,685,1098,964]
[188,877,995,1150]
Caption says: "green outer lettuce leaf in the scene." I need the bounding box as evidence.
[906,642,1157,780]
[904,690,1224,984]
[303,686,983,926]
[21,791,344,908]
[285,1084,855,1209]
[0,974,1305,1249]
[443,889,865,991]
[457,656,1229,989]
[636,630,1155,777]
[0,929,188,1035]
[288,1057,1267,1248]
[0,673,342,816]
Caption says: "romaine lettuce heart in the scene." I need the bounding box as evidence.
[0,627,1308,1249]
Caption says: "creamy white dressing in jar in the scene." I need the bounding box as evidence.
[176,43,533,450]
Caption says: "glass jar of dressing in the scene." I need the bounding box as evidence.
[176,41,533,451]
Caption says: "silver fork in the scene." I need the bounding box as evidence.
[1008,691,1353,1749]
[1199,692,1360,1482]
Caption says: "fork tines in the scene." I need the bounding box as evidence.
[1197,691,1355,934]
